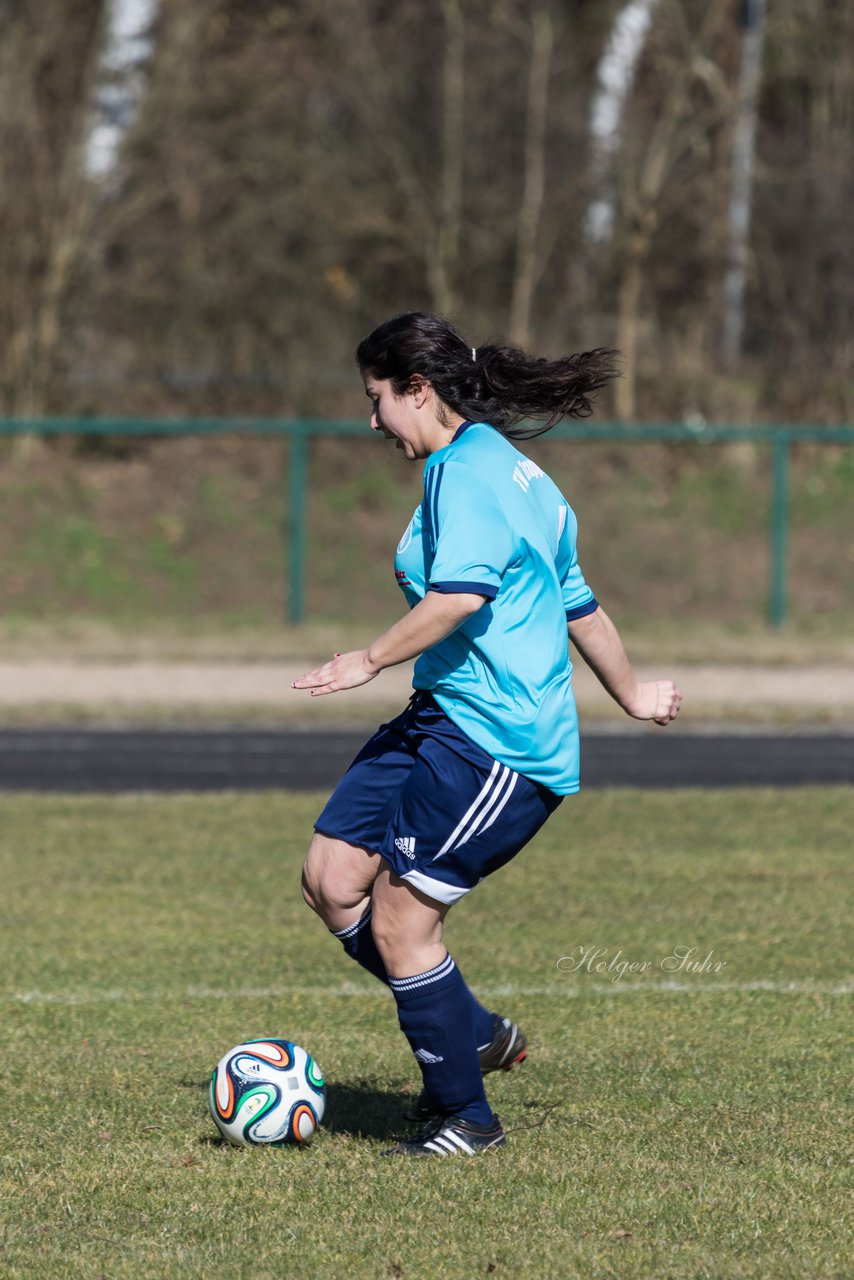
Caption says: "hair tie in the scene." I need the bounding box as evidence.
[471,347,477,362]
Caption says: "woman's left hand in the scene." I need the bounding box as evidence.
[291,649,381,697]
[625,679,684,725]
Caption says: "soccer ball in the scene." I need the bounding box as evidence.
[209,1038,326,1147]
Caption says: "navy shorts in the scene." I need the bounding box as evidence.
[314,692,562,905]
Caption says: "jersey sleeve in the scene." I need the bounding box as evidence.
[555,501,598,619]
[424,460,513,599]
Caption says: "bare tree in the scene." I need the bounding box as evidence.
[85,0,159,181]
[720,0,767,369]
[747,0,854,412]
[310,0,466,315]
[0,2,105,417]
[14,0,846,423]
[608,0,731,418]
[584,0,662,247]
[433,0,466,314]
[508,3,554,347]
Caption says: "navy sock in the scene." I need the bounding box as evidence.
[474,1008,497,1052]
[331,912,496,1051]
[330,907,389,985]
[389,953,494,1127]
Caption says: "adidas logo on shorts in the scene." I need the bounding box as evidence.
[394,835,416,859]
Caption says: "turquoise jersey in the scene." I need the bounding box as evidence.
[393,421,598,794]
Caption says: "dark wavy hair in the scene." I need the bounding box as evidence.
[356,311,620,440]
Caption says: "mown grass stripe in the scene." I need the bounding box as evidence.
[8,978,852,1005]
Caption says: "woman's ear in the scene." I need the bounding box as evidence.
[407,375,431,409]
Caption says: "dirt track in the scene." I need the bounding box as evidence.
[1,659,852,724]
[2,659,852,789]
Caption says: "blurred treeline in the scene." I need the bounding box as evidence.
[1,0,852,425]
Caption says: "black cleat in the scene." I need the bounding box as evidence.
[403,1015,527,1124]
[478,1015,528,1075]
[382,1114,506,1158]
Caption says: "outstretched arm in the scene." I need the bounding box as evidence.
[566,605,683,725]
[291,590,486,697]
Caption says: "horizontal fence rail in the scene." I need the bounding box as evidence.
[3,419,853,627]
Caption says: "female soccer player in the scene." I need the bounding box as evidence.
[293,312,682,1157]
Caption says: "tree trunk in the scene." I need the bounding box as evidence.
[584,0,661,246]
[614,225,647,420]
[431,0,465,314]
[721,0,767,369]
[7,5,107,434]
[610,2,728,417]
[508,5,553,348]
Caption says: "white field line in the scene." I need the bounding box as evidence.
[7,979,853,1006]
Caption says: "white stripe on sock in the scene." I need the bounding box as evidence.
[388,953,455,993]
[331,907,372,940]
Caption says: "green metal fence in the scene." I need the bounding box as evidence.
[2,418,853,628]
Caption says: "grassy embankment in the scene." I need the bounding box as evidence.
[3,433,852,633]
[1,433,852,724]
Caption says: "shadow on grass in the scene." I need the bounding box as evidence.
[324,1079,413,1140]
[184,1072,413,1142]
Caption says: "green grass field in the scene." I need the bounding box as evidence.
[1,789,851,1280]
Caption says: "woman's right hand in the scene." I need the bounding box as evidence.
[291,650,381,697]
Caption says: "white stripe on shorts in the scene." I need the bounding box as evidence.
[435,759,501,857]
[400,868,471,905]
[453,765,515,850]
[477,770,518,836]
[435,760,520,862]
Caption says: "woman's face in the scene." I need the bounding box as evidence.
[363,373,453,461]
[364,374,423,460]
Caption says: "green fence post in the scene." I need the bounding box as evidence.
[769,432,790,629]
[287,428,309,624]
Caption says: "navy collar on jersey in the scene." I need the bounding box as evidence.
[451,420,475,442]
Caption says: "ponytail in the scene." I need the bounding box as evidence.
[356,311,620,439]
